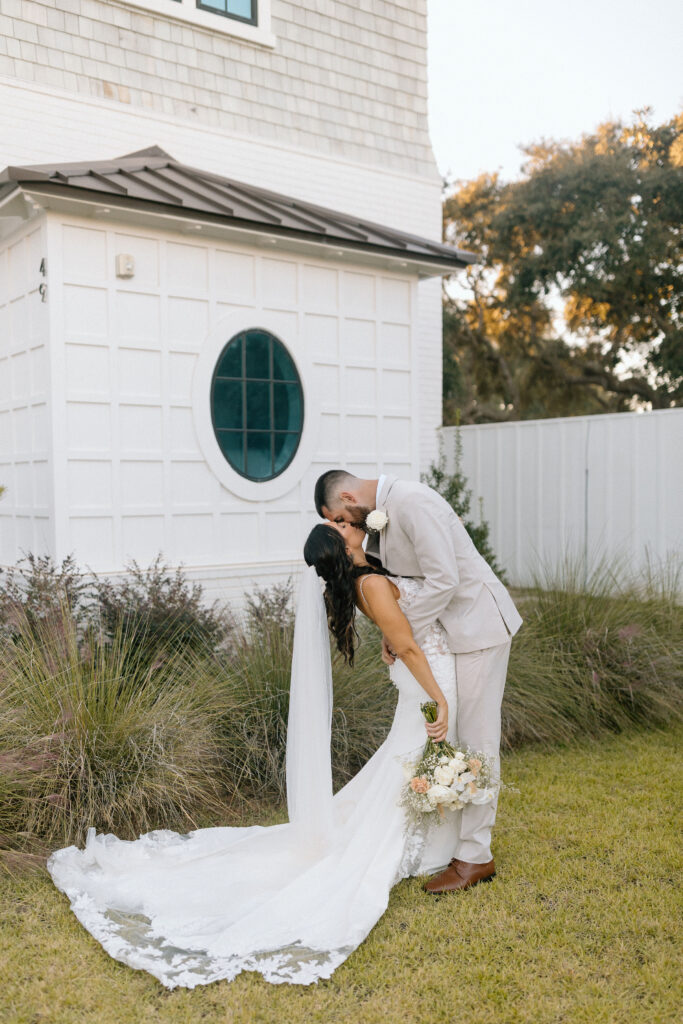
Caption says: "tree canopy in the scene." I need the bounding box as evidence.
[442,110,683,423]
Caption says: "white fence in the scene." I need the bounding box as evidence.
[440,409,683,589]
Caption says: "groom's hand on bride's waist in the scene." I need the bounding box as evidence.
[381,636,396,665]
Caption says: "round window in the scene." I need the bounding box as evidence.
[210,330,304,482]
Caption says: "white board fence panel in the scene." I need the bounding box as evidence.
[440,409,683,589]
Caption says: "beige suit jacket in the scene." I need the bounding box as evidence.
[365,476,522,654]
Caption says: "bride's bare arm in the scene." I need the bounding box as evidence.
[358,575,448,742]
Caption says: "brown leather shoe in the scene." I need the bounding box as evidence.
[423,858,496,894]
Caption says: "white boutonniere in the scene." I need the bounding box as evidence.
[366,508,389,533]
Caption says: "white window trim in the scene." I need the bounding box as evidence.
[192,309,319,502]
[121,0,276,48]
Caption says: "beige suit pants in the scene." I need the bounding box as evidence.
[454,638,511,864]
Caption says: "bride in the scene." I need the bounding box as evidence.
[47,521,458,989]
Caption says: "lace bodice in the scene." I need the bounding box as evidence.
[393,576,452,658]
[357,572,451,659]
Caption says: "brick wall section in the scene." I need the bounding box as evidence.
[0,0,438,178]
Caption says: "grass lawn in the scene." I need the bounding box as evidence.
[1,727,681,1024]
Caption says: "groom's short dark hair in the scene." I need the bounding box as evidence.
[315,470,355,517]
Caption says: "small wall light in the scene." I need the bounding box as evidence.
[115,254,135,279]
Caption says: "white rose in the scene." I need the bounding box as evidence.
[442,788,463,809]
[449,757,467,775]
[434,764,455,786]
[366,509,388,532]
[459,771,475,784]
[426,784,452,807]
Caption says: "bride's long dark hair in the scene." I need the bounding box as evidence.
[303,524,390,666]
[304,524,359,665]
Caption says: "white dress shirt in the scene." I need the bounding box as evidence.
[375,474,386,509]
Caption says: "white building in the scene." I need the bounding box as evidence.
[0,0,469,599]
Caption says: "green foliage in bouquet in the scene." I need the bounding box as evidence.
[419,700,457,760]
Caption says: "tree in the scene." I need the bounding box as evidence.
[442,110,683,423]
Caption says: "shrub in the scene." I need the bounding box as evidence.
[242,578,295,638]
[0,554,91,641]
[0,554,235,659]
[92,555,235,658]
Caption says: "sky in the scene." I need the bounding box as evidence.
[427,0,683,184]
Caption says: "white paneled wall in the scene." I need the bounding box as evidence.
[441,410,683,587]
[9,211,420,588]
[0,215,54,563]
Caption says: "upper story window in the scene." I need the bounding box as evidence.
[195,0,256,25]
[122,0,274,47]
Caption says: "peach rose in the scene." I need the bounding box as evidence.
[410,776,430,794]
[467,757,482,776]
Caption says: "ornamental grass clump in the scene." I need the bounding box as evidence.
[214,592,395,808]
[0,552,680,855]
[501,554,683,748]
[0,604,226,849]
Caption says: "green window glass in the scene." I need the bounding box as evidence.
[196,0,256,26]
[211,330,304,482]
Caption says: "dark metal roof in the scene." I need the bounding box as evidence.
[0,146,476,272]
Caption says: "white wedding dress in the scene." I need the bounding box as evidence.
[47,577,457,989]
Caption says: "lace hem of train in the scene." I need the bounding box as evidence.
[394,819,427,883]
[65,889,352,989]
[54,809,428,990]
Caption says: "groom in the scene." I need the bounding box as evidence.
[314,469,522,893]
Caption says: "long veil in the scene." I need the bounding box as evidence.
[285,565,334,846]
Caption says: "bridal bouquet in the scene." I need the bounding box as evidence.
[400,702,497,828]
